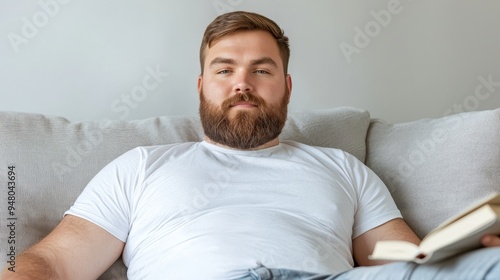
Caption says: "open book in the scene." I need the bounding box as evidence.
[369,192,500,264]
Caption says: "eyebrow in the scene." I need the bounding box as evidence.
[208,57,279,69]
[250,57,278,69]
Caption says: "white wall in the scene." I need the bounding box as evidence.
[1,0,499,123]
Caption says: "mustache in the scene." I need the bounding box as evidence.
[221,93,266,111]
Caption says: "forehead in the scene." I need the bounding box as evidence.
[204,30,283,67]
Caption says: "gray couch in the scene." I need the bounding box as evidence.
[1,107,499,279]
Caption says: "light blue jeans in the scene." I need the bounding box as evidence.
[239,247,500,280]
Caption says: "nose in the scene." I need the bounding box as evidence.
[232,71,253,94]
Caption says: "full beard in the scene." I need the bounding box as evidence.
[199,89,289,150]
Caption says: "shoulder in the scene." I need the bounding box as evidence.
[95,142,202,176]
[280,140,374,180]
[124,142,201,160]
[280,140,355,162]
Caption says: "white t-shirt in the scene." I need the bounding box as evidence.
[65,140,401,279]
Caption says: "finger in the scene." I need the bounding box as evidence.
[481,234,500,247]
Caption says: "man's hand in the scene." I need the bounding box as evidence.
[481,234,500,247]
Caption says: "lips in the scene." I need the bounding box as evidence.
[230,101,258,107]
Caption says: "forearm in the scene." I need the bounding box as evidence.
[1,247,61,280]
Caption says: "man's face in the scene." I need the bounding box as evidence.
[198,30,292,150]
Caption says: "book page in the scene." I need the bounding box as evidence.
[430,193,500,234]
[420,204,497,253]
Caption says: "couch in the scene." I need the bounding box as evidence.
[1,106,499,279]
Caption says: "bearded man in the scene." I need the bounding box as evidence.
[3,11,500,280]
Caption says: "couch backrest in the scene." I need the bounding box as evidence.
[0,107,369,279]
[366,108,500,238]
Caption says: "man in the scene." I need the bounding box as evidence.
[2,11,499,280]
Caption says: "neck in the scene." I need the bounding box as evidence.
[203,136,280,151]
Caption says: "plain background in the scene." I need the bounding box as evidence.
[1,0,499,123]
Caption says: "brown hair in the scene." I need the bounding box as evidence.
[200,11,290,75]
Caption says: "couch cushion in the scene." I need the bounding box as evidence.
[280,107,370,162]
[0,106,369,279]
[365,108,500,238]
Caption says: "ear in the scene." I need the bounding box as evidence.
[197,75,203,96]
[285,74,292,103]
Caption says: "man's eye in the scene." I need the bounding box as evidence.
[255,70,269,74]
[217,70,231,74]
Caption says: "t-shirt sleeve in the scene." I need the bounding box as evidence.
[64,147,145,242]
[342,152,402,238]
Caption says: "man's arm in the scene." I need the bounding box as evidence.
[1,215,124,280]
[352,218,421,266]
